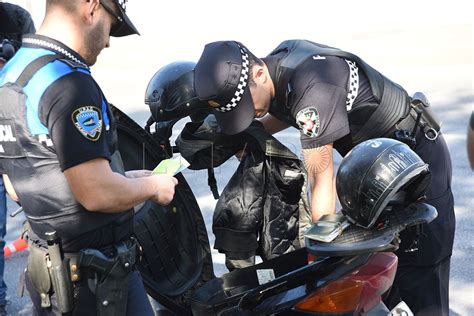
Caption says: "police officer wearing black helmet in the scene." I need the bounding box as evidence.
[193,40,455,316]
[0,1,177,315]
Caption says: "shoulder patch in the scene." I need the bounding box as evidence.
[296,107,320,138]
[72,106,103,141]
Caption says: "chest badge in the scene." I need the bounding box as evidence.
[72,106,103,141]
[296,107,320,138]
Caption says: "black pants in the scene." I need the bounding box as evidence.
[25,270,154,316]
[385,134,455,315]
[386,255,451,316]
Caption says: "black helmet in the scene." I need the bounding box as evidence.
[145,61,210,123]
[336,138,431,228]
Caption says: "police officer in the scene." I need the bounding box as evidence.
[0,2,36,315]
[193,40,455,316]
[0,0,177,315]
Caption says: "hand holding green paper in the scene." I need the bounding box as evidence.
[152,154,190,176]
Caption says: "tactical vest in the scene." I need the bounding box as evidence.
[268,40,411,144]
[0,48,132,246]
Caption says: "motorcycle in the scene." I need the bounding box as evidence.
[112,102,437,316]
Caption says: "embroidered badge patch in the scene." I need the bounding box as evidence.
[72,106,103,141]
[296,107,320,138]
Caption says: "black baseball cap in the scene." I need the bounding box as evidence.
[194,41,255,135]
[102,0,139,37]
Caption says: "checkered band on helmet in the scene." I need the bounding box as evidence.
[215,45,250,113]
[345,59,359,111]
[116,0,127,10]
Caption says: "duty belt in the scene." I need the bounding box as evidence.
[27,237,139,316]
[66,237,139,283]
[387,93,441,142]
[393,107,439,141]
[77,237,139,316]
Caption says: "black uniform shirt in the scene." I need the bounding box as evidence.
[264,52,376,154]
[39,68,114,171]
[21,35,115,171]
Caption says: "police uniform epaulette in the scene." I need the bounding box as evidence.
[57,58,89,71]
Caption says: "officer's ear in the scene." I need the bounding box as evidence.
[85,0,101,20]
[252,65,268,86]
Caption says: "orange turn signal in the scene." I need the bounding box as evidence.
[295,279,365,313]
[295,252,398,315]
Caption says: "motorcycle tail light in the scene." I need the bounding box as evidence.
[294,252,397,315]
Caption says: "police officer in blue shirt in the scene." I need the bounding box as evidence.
[193,40,455,316]
[0,1,178,315]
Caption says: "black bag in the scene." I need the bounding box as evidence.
[112,106,214,313]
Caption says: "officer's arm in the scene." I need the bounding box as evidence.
[302,143,336,222]
[259,114,290,135]
[64,158,176,213]
[2,174,19,202]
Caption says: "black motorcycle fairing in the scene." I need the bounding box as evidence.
[247,254,372,313]
[112,106,215,308]
[189,248,315,315]
[189,249,369,315]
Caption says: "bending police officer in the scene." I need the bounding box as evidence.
[193,40,455,316]
[0,0,177,315]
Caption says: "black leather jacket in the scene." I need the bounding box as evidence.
[177,117,311,260]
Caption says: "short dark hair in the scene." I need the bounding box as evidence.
[45,0,80,13]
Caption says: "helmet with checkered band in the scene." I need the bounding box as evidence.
[336,138,431,228]
[145,61,210,123]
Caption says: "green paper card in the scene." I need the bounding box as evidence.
[152,154,190,176]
